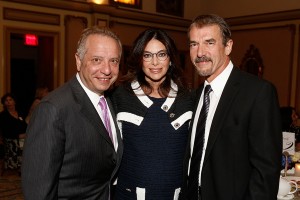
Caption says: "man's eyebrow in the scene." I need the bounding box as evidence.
[189,40,198,44]
[205,38,216,43]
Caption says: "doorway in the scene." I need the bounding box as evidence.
[5,28,57,116]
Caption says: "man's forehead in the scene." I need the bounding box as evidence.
[189,25,221,40]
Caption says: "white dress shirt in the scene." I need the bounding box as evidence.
[189,61,233,185]
[76,73,118,151]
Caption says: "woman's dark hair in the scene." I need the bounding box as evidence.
[120,28,184,97]
[280,106,294,131]
[1,93,16,109]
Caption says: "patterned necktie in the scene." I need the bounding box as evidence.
[99,97,113,141]
[187,85,212,199]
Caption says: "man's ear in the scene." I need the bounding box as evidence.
[75,53,81,71]
[225,39,233,56]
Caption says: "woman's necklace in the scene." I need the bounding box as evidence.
[8,110,18,119]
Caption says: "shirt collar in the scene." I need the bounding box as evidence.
[205,61,233,98]
[76,73,103,107]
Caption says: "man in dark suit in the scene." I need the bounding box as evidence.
[21,27,123,200]
[180,14,282,200]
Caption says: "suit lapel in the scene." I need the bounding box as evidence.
[187,85,204,144]
[203,67,241,165]
[106,97,123,152]
[69,77,114,147]
[106,97,123,175]
[183,85,204,180]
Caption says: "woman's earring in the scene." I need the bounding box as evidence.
[169,61,172,66]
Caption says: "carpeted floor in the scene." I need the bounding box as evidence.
[0,169,24,200]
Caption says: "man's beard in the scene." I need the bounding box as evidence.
[194,56,213,76]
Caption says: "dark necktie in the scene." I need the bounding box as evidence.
[187,85,212,200]
[99,97,113,141]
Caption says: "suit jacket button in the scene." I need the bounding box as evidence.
[112,159,116,164]
[170,113,175,118]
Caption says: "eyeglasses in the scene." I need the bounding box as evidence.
[143,50,169,62]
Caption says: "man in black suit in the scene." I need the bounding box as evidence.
[21,27,123,199]
[180,14,282,200]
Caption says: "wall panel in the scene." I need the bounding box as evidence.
[230,25,295,106]
[64,15,87,81]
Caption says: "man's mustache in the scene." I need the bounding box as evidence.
[195,56,211,63]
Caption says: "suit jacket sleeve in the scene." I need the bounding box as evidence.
[22,101,64,199]
[247,81,282,199]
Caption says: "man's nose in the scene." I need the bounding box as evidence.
[101,61,111,75]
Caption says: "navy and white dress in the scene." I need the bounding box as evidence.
[111,80,194,200]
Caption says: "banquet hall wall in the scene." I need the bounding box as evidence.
[0,0,300,124]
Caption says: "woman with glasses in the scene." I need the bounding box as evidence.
[110,28,194,199]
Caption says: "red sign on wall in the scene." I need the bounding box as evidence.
[24,34,38,46]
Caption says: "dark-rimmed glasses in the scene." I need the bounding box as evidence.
[143,50,168,62]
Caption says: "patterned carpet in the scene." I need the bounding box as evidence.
[0,170,24,200]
